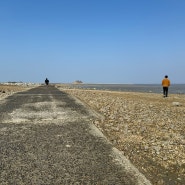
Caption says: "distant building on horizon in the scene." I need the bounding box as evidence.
[73,80,83,84]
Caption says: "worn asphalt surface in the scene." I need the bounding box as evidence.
[0,85,151,185]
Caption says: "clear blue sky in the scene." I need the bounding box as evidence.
[0,0,185,84]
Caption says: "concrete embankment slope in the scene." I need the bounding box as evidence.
[0,85,151,185]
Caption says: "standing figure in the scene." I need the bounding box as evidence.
[45,78,49,85]
[162,75,170,97]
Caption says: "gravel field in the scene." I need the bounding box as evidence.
[0,84,34,99]
[59,86,185,185]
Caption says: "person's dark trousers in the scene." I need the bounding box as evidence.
[163,87,168,97]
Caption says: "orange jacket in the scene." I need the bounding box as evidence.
[162,78,170,87]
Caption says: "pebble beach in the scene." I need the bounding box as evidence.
[60,87,185,185]
[1,84,185,184]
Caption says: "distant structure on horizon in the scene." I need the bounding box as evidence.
[73,80,83,84]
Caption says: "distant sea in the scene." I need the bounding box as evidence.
[67,84,185,94]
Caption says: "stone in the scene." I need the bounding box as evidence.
[172,102,181,106]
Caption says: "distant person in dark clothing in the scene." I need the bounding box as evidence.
[45,78,49,85]
[162,75,170,97]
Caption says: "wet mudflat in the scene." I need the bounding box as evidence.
[0,86,150,185]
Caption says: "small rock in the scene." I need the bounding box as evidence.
[163,157,168,161]
[172,102,181,106]
[153,146,161,153]
[144,146,149,151]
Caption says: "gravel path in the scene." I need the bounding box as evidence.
[0,85,151,185]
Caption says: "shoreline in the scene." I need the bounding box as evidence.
[56,83,185,95]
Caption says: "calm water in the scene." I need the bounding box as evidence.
[67,84,185,94]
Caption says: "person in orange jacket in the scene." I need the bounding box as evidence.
[162,75,170,97]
